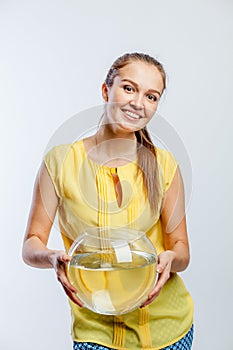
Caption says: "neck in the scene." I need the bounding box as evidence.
[89,125,137,167]
[97,123,136,142]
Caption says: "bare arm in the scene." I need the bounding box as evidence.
[22,162,59,267]
[142,166,190,307]
[22,162,83,306]
[160,165,190,273]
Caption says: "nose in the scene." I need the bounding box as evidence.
[130,93,144,110]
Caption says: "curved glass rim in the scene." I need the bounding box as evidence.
[68,226,148,256]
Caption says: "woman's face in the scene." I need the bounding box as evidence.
[102,61,164,134]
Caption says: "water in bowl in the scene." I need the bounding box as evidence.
[68,250,157,315]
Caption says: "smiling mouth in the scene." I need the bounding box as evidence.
[122,109,144,120]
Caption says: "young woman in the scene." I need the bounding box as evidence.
[22,53,194,350]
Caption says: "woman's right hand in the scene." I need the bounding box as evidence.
[51,250,83,307]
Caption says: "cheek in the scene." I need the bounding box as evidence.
[105,102,119,118]
[145,102,158,117]
[108,88,128,104]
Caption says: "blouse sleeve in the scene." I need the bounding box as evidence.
[43,144,70,204]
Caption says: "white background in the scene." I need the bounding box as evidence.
[0,0,233,349]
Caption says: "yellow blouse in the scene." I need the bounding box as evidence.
[44,139,194,350]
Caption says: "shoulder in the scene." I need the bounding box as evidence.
[43,144,71,169]
[42,140,84,201]
[155,147,177,164]
[44,143,71,158]
[43,139,84,164]
[155,147,178,192]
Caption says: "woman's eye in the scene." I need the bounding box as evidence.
[147,94,157,102]
[123,85,134,92]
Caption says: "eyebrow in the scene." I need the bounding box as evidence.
[121,78,162,96]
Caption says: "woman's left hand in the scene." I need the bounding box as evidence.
[141,250,175,307]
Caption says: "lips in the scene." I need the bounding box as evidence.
[122,109,144,120]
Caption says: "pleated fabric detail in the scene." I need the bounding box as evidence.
[138,306,152,349]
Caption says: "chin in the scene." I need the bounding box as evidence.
[118,122,142,133]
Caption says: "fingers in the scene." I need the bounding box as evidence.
[149,268,170,299]
[54,251,84,307]
[140,252,173,308]
[62,285,83,307]
[140,273,163,307]
[58,270,84,307]
[156,250,174,274]
[57,268,76,293]
[57,252,72,264]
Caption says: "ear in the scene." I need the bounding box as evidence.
[102,83,109,102]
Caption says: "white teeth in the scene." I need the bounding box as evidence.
[125,111,141,119]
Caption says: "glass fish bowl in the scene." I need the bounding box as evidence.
[67,227,158,315]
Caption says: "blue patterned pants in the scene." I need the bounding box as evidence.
[73,324,194,350]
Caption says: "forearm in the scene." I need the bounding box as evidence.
[22,235,57,269]
[166,241,190,273]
